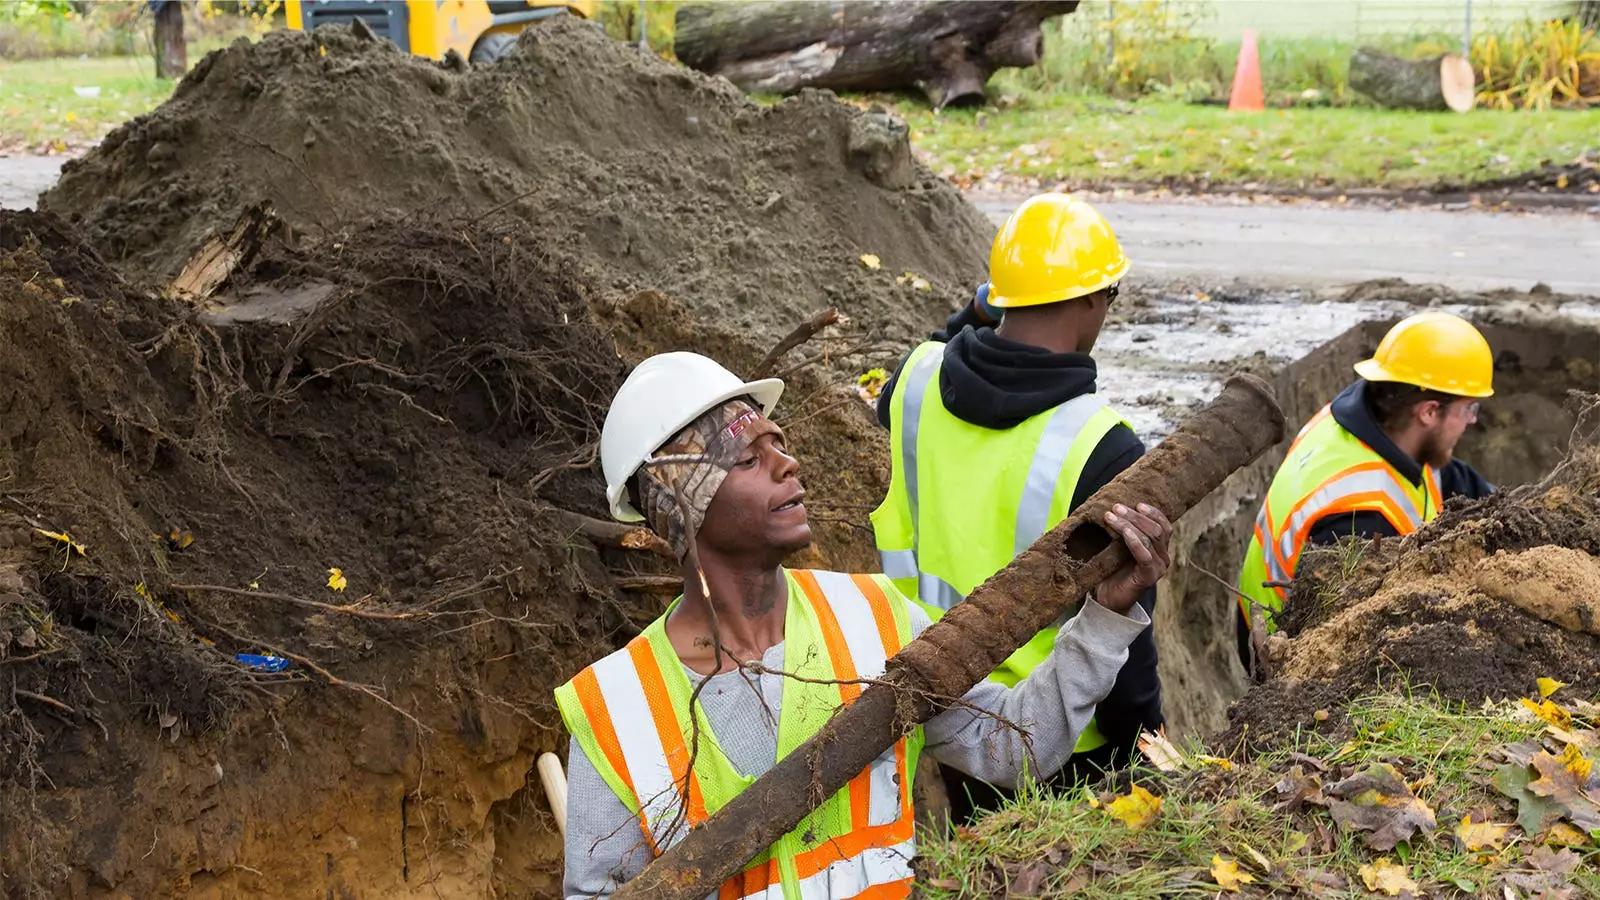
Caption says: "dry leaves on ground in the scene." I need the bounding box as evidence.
[1210,855,1254,892]
[1106,784,1162,831]
[1326,762,1437,851]
[1358,857,1419,896]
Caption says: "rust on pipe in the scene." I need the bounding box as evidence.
[613,374,1286,900]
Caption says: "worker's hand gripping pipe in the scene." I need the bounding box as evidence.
[614,374,1287,900]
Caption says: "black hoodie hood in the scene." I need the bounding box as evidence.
[939,326,1099,429]
[1329,379,1425,485]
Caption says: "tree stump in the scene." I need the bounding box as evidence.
[1349,47,1475,112]
[674,1,1080,108]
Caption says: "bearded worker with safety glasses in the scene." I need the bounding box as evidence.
[555,350,1173,899]
[1236,311,1496,669]
[870,193,1163,824]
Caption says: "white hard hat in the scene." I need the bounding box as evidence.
[601,352,784,522]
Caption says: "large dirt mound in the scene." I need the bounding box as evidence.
[1222,431,1600,753]
[0,194,896,896]
[40,16,992,345]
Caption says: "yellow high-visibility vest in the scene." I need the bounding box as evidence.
[1237,405,1442,631]
[555,569,922,900]
[870,341,1128,750]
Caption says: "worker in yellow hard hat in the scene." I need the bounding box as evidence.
[1235,311,1496,668]
[870,193,1163,823]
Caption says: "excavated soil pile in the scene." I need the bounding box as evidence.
[1224,426,1600,753]
[39,16,992,345]
[0,207,895,897]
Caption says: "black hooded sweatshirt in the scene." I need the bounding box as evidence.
[876,304,1160,797]
[1233,379,1495,666]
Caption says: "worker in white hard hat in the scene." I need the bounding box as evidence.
[1236,311,1497,669]
[554,351,1172,900]
[872,193,1160,821]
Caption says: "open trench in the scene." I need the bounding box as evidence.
[1147,313,1600,740]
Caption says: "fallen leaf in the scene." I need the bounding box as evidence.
[1284,831,1310,855]
[1529,845,1581,876]
[1539,677,1569,699]
[1238,842,1272,873]
[1543,822,1590,847]
[1106,784,1161,831]
[1211,855,1254,892]
[167,526,195,550]
[1138,729,1185,772]
[1358,857,1419,896]
[1546,726,1599,750]
[327,568,347,592]
[33,528,86,556]
[1522,697,1574,730]
[1494,762,1566,836]
[1556,174,1570,189]
[1327,762,1437,850]
[1526,748,1600,831]
[858,253,881,270]
[1275,765,1327,810]
[16,627,37,649]
[1456,814,1510,850]
[1008,861,1050,896]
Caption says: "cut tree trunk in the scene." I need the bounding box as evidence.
[152,0,188,79]
[1349,47,1475,112]
[611,374,1287,900]
[674,1,1079,108]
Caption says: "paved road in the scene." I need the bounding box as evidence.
[971,192,1600,295]
[5,155,1599,294]
[0,155,65,211]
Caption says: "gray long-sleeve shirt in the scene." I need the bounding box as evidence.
[563,596,1150,899]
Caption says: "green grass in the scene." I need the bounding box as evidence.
[917,691,1600,898]
[0,55,175,152]
[885,93,1600,191]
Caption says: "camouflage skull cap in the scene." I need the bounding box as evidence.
[634,398,782,560]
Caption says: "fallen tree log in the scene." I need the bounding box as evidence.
[612,373,1286,900]
[1349,47,1475,112]
[674,1,1079,108]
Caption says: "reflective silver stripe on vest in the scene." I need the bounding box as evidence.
[1255,506,1289,585]
[899,349,941,534]
[917,572,964,611]
[895,350,961,607]
[879,548,918,581]
[1013,394,1108,556]
[1273,468,1425,572]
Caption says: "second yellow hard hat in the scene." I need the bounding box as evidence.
[1354,312,1495,398]
[987,194,1130,309]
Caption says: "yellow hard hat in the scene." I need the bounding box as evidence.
[1354,312,1494,398]
[987,193,1130,309]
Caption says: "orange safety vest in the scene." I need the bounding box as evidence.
[1238,405,1443,630]
[555,569,922,900]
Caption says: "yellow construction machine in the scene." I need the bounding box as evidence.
[286,1,594,64]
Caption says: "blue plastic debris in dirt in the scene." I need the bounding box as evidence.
[235,653,290,672]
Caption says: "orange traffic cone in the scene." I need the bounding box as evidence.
[1228,29,1265,112]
